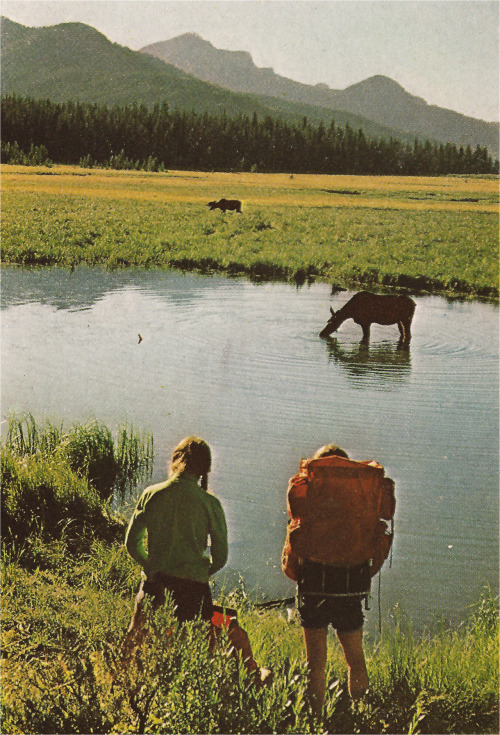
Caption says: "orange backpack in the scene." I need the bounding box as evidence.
[282,455,395,582]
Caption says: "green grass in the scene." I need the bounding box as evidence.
[1,418,498,734]
[5,413,153,498]
[2,166,498,298]
[2,414,153,552]
[1,551,498,734]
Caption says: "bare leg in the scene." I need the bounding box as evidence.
[211,620,271,686]
[303,626,328,718]
[336,627,369,699]
[226,620,259,672]
[119,587,149,670]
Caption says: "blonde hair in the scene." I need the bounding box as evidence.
[169,436,212,490]
[313,443,349,459]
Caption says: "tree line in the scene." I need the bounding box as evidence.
[1,95,498,175]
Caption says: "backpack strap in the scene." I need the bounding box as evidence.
[296,589,371,612]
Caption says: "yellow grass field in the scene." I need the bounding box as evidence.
[2,165,499,212]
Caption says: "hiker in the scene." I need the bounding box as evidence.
[282,443,395,717]
[122,435,268,683]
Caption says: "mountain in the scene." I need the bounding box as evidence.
[141,32,499,157]
[330,75,499,158]
[0,17,419,146]
[0,18,275,115]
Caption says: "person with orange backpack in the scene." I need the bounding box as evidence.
[282,443,395,717]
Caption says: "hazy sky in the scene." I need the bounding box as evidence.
[2,1,499,122]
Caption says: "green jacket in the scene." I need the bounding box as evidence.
[125,471,228,583]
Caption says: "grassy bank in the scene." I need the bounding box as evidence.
[1,417,498,734]
[1,165,498,299]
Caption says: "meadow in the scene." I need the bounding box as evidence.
[1,416,498,735]
[2,165,498,298]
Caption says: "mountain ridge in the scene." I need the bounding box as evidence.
[141,32,499,156]
[0,17,430,147]
[1,17,498,157]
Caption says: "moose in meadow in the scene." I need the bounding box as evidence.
[207,198,242,213]
[319,291,416,345]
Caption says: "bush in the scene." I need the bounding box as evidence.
[2,582,497,734]
[59,423,119,500]
[1,415,154,557]
[0,447,118,552]
[1,141,52,166]
[5,414,154,500]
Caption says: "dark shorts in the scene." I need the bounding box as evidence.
[137,572,214,623]
[297,559,370,632]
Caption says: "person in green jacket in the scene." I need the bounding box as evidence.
[123,435,270,684]
[125,436,227,633]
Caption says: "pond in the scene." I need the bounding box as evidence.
[1,265,498,632]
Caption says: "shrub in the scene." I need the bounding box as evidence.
[0,447,118,552]
[5,414,154,500]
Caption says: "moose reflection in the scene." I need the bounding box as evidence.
[324,338,412,386]
[319,291,416,345]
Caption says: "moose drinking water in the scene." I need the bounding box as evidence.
[319,291,416,345]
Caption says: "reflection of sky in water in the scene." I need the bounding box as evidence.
[2,267,498,631]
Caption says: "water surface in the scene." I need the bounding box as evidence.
[2,266,498,631]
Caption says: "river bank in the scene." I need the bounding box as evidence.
[1,417,498,734]
[2,165,498,300]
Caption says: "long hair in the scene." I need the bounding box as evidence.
[313,443,349,459]
[169,436,212,490]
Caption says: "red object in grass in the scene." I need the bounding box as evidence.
[211,604,238,629]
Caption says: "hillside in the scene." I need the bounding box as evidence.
[334,75,500,158]
[0,18,430,147]
[141,32,499,156]
[0,18,277,115]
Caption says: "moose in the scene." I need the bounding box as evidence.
[319,291,416,345]
[207,198,242,213]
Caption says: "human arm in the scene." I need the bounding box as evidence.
[207,496,228,575]
[125,500,150,573]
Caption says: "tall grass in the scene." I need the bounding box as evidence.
[1,446,110,547]
[362,599,500,734]
[5,413,153,500]
[1,560,497,734]
[1,415,153,557]
[5,412,63,456]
